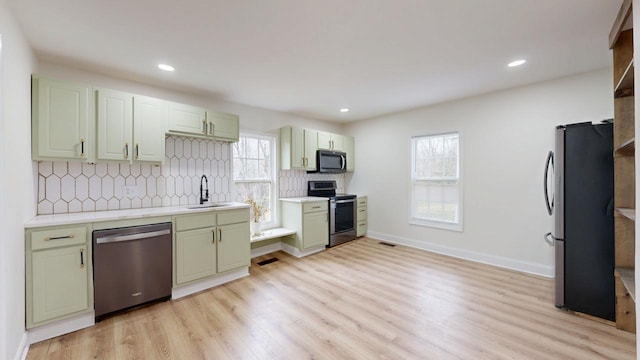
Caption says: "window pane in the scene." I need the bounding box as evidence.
[411,132,461,228]
[413,182,459,223]
[233,133,276,225]
[235,181,272,222]
[246,138,259,159]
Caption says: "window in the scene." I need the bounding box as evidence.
[233,133,277,228]
[410,132,462,230]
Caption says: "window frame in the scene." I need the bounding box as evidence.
[409,131,463,232]
[232,131,278,229]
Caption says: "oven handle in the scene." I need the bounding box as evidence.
[333,199,356,204]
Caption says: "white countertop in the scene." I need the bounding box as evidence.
[279,196,328,203]
[25,202,250,228]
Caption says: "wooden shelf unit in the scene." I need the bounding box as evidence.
[615,137,635,157]
[610,0,636,334]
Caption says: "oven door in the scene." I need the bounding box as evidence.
[330,198,356,234]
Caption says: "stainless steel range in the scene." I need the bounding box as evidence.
[308,181,357,247]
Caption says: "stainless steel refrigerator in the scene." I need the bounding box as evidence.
[543,121,614,321]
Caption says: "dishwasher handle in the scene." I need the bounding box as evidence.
[96,229,171,244]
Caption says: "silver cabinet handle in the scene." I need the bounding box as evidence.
[212,229,215,243]
[218,228,222,242]
[124,143,129,159]
[44,234,75,241]
[80,139,86,158]
[202,120,207,134]
[96,229,170,244]
[544,232,555,246]
[80,248,85,268]
[135,144,139,160]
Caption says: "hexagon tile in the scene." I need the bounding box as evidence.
[36,136,234,215]
[36,135,346,215]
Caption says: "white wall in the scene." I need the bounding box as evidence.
[345,68,614,277]
[0,0,38,359]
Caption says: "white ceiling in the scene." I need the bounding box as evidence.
[6,0,622,122]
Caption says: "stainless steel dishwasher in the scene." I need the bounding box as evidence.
[93,222,172,320]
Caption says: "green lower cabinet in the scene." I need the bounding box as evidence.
[217,222,250,273]
[175,227,217,285]
[302,211,329,248]
[31,245,89,325]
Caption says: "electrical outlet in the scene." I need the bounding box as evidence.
[123,185,138,198]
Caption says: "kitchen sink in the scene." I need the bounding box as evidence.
[185,203,229,209]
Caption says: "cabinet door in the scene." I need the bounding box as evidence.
[331,134,344,151]
[305,129,318,170]
[31,245,88,324]
[208,111,239,142]
[317,131,333,150]
[303,211,329,249]
[167,101,207,136]
[291,127,306,169]
[32,77,91,161]
[217,222,250,272]
[175,227,217,284]
[134,95,166,163]
[344,135,354,171]
[317,131,344,151]
[96,88,133,161]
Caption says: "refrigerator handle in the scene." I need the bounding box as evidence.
[544,151,554,215]
[544,232,555,246]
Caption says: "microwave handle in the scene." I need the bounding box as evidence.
[341,155,346,170]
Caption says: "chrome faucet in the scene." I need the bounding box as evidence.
[199,175,209,204]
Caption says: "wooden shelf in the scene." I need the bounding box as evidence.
[615,58,635,98]
[617,208,636,221]
[616,267,636,302]
[610,0,633,48]
[615,137,635,156]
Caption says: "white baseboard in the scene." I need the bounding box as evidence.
[367,231,554,278]
[172,267,249,299]
[280,242,326,258]
[251,242,283,258]
[27,312,95,345]
[15,332,28,360]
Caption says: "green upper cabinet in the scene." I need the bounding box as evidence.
[96,88,133,161]
[280,126,318,171]
[32,76,93,162]
[133,95,166,163]
[167,101,239,142]
[96,89,165,164]
[343,135,355,172]
[167,101,208,136]
[317,131,344,151]
[207,110,239,142]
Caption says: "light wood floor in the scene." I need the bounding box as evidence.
[27,237,636,359]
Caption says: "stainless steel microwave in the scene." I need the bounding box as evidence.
[309,150,347,173]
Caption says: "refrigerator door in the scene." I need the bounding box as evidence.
[553,125,565,308]
[553,126,565,240]
[563,122,614,321]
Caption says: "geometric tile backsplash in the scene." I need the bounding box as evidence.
[36,135,345,215]
[37,136,233,215]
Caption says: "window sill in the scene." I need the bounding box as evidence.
[409,218,463,232]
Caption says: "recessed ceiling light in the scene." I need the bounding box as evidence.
[158,64,175,72]
[507,59,526,68]
[340,108,349,113]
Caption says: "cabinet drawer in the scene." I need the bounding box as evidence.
[303,201,328,213]
[31,226,87,250]
[357,207,368,220]
[175,213,216,231]
[357,221,367,237]
[218,208,249,225]
[357,197,367,207]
